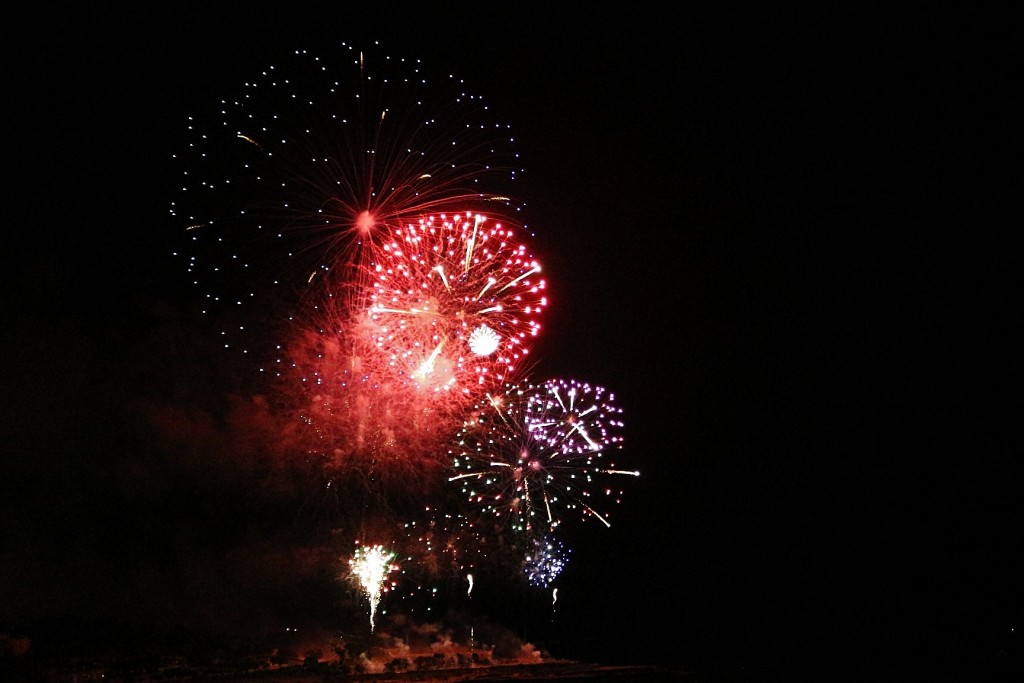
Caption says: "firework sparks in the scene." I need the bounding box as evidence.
[364,212,546,399]
[171,43,524,367]
[523,534,569,588]
[526,379,624,454]
[450,381,637,533]
[349,544,399,631]
[172,41,640,636]
[398,505,513,591]
[281,314,458,495]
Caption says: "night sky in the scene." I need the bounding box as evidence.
[2,6,1018,679]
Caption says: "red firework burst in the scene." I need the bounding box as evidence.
[361,212,547,400]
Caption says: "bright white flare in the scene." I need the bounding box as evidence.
[468,324,501,356]
[349,544,398,631]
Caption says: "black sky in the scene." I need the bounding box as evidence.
[2,5,1019,678]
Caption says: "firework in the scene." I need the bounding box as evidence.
[525,378,624,454]
[282,313,457,496]
[363,212,546,399]
[348,543,399,631]
[522,534,570,588]
[173,41,640,635]
[396,504,528,598]
[273,208,546,496]
[172,42,542,517]
[171,43,525,367]
[393,510,481,615]
[449,382,638,534]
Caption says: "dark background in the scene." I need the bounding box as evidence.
[2,5,1018,679]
